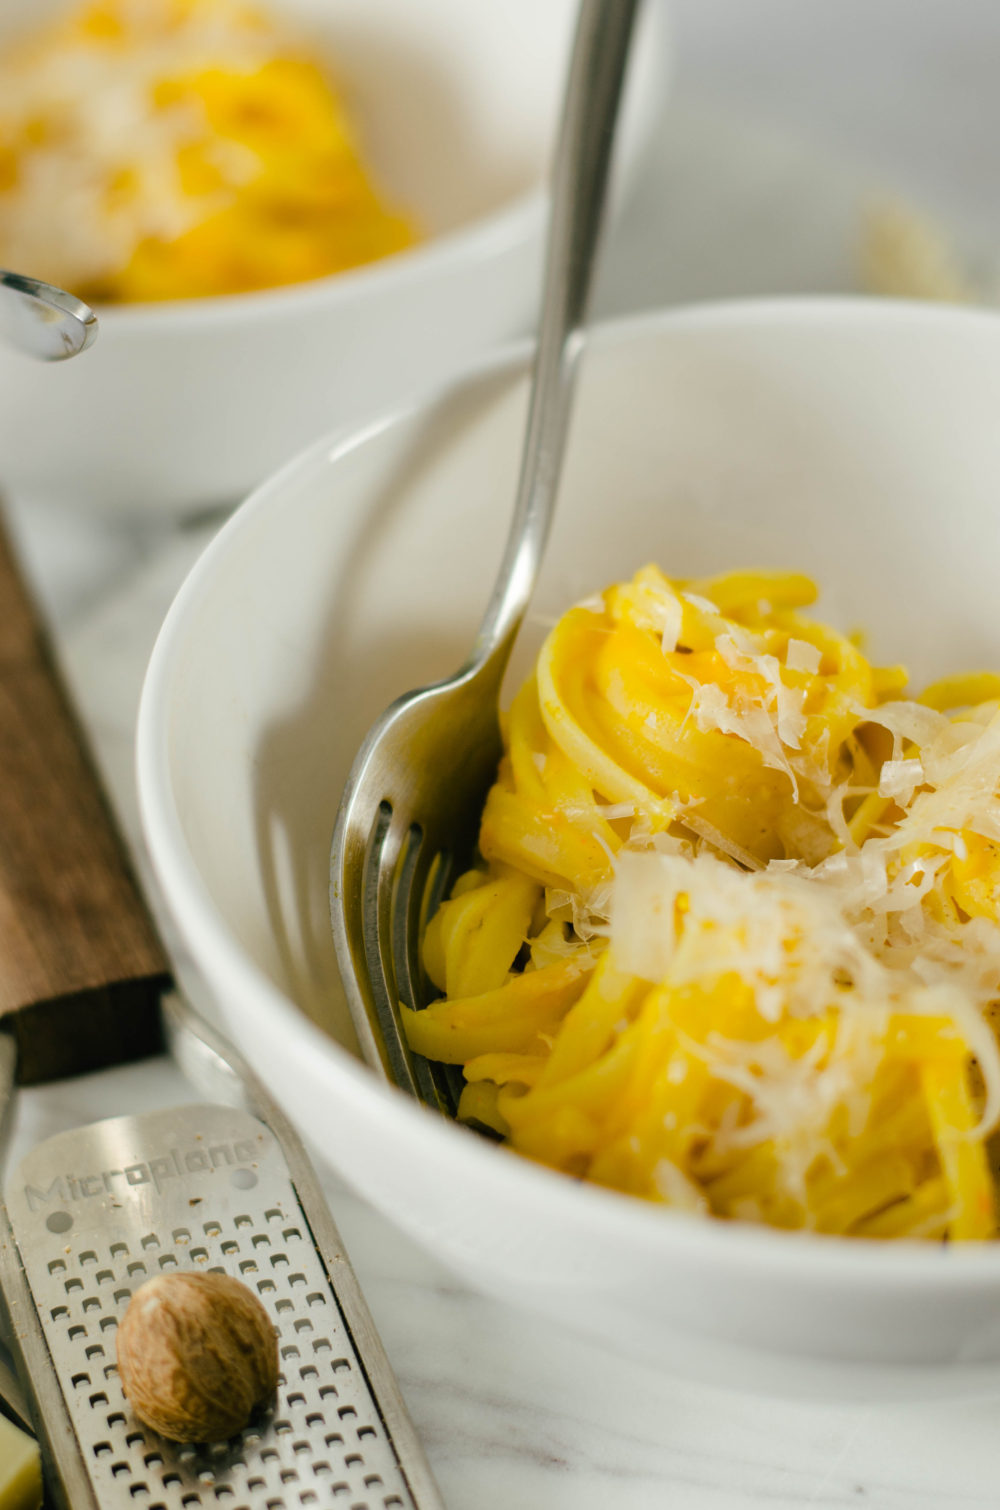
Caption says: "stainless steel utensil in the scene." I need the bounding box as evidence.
[0,993,444,1510]
[330,0,640,1108]
[0,271,97,361]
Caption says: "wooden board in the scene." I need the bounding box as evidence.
[0,512,168,1084]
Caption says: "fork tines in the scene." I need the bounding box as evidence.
[355,798,462,1115]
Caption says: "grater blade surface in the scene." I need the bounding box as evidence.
[4,1102,424,1510]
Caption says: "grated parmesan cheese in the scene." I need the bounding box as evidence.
[785,638,822,675]
[878,756,925,804]
[611,845,1000,1163]
[681,591,719,615]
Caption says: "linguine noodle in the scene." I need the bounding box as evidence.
[407,565,1000,1241]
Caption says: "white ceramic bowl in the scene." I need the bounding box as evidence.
[138,301,1000,1381]
[0,0,665,516]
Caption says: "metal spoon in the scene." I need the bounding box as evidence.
[0,271,97,361]
[330,0,640,1105]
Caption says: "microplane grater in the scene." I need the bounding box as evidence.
[0,994,444,1510]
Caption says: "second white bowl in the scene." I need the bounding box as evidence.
[0,0,666,516]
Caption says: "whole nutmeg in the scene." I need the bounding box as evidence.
[117,1271,278,1442]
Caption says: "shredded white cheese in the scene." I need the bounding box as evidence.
[786,638,822,675]
[878,756,925,805]
[681,591,719,616]
[611,824,1000,1161]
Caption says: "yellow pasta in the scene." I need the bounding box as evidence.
[407,564,1000,1241]
[0,0,417,302]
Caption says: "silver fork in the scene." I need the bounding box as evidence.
[330,0,640,1110]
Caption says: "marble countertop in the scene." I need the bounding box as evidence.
[9,20,1000,1501]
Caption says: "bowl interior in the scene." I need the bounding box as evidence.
[152,301,1000,1057]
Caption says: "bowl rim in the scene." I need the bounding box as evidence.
[88,190,544,331]
[138,294,1000,1286]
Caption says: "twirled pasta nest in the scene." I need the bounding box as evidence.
[408,565,1000,1242]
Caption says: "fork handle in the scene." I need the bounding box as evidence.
[472,0,641,668]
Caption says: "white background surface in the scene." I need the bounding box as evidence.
[9,5,1000,1505]
[663,0,1000,239]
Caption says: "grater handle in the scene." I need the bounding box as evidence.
[161,990,262,1114]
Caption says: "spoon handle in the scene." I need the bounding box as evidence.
[473,0,641,666]
[0,271,97,361]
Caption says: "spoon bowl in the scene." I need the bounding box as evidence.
[0,272,96,362]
